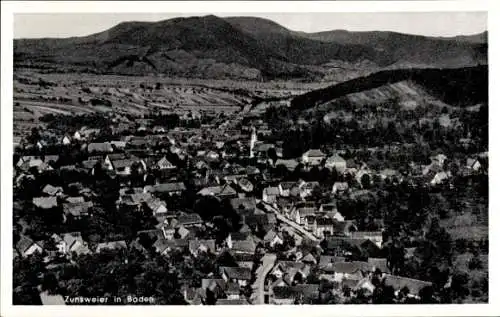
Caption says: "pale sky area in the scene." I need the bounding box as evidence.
[14,12,487,39]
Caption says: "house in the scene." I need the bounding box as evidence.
[87,142,114,154]
[225,282,241,300]
[319,203,343,219]
[298,181,319,198]
[379,168,402,183]
[301,149,326,166]
[466,158,482,172]
[103,153,127,170]
[61,135,72,145]
[39,291,66,305]
[290,206,316,226]
[327,261,371,282]
[229,239,256,255]
[52,232,90,256]
[270,261,311,282]
[145,199,168,216]
[110,140,127,149]
[325,154,347,173]
[197,184,237,199]
[263,229,284,248]
[430,171,451,186]
[189,239,216,256]
[177,213,203,228]
[262,186,279,204]
[278,182,296,197]
[150,182,186,196]
[157,156,176,170]
[367,257,390,274]
[110,159,137,176]
[42,184,64,196]
[275,159,299,172]
[96,240,127,253]
[201,278,227,299]
[332,182,349,195]
[299,253,317,265]
[154,238,176,255]
[16,236,43,257]
[314,217,337,238]
[431,154,447,167]
[220,266,252,287]
[65,196,85,204]
[237,178,254,193]
[351,231,384,248]
[230,197,257,214]
[270,284,319,304]
[63,201,93,220]
[33,196,58,209]
[383,275,432,298]
[118,192,153,211]
[181,285,205,305]
[73,131,82,140]
[206,150,220,162]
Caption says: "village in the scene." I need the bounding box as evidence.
[13,92,488,305]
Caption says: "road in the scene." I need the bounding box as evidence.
[250,253,276,304]
[260,202,319,242]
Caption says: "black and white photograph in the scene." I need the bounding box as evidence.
[0,1,497,316]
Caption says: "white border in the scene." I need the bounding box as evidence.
[1,1,497,317]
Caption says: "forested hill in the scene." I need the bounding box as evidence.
[14,15,487,80]
[290,65,488,110]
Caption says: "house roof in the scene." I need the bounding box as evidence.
[33,196,58,209]
[81,160,99,169]
[96,240,127,253]
[112,159,136,169]
[319,255,345,267]
[304,149,325,157]
[44,155,60,163]
[137,229,164,242]
[65,196,85,204]
[367,257,390,273]
[152,182,186,193]
[279,182,296,190]
[189,239,216,253]
[331,261,372,274]
[332,182,349,191]
[107,153,127,161]
[63,201,92,217]
[42,184,63,196]
[230,198,256,212]
[201,278,226,291]
[263,229,283,243]
[221,266,252,280]
[275,159,299,171]
[16,236,37,253]
[297,207,316,217]
[326,154,346,163]
[264,186,280,196]
[88,142,113,153]
[231,240,256,254]
[177,213,203,226]
[383,275,432,295]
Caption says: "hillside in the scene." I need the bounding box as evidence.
[14,15,487,80]
[290,65,488,110]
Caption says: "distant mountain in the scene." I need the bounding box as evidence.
[290,65,488,110]
[14,15,488,80]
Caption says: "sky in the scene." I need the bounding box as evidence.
[14,12,487,39]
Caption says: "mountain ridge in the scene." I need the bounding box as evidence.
[14,15,488,80]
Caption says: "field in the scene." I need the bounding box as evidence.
[13,70,325,136]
